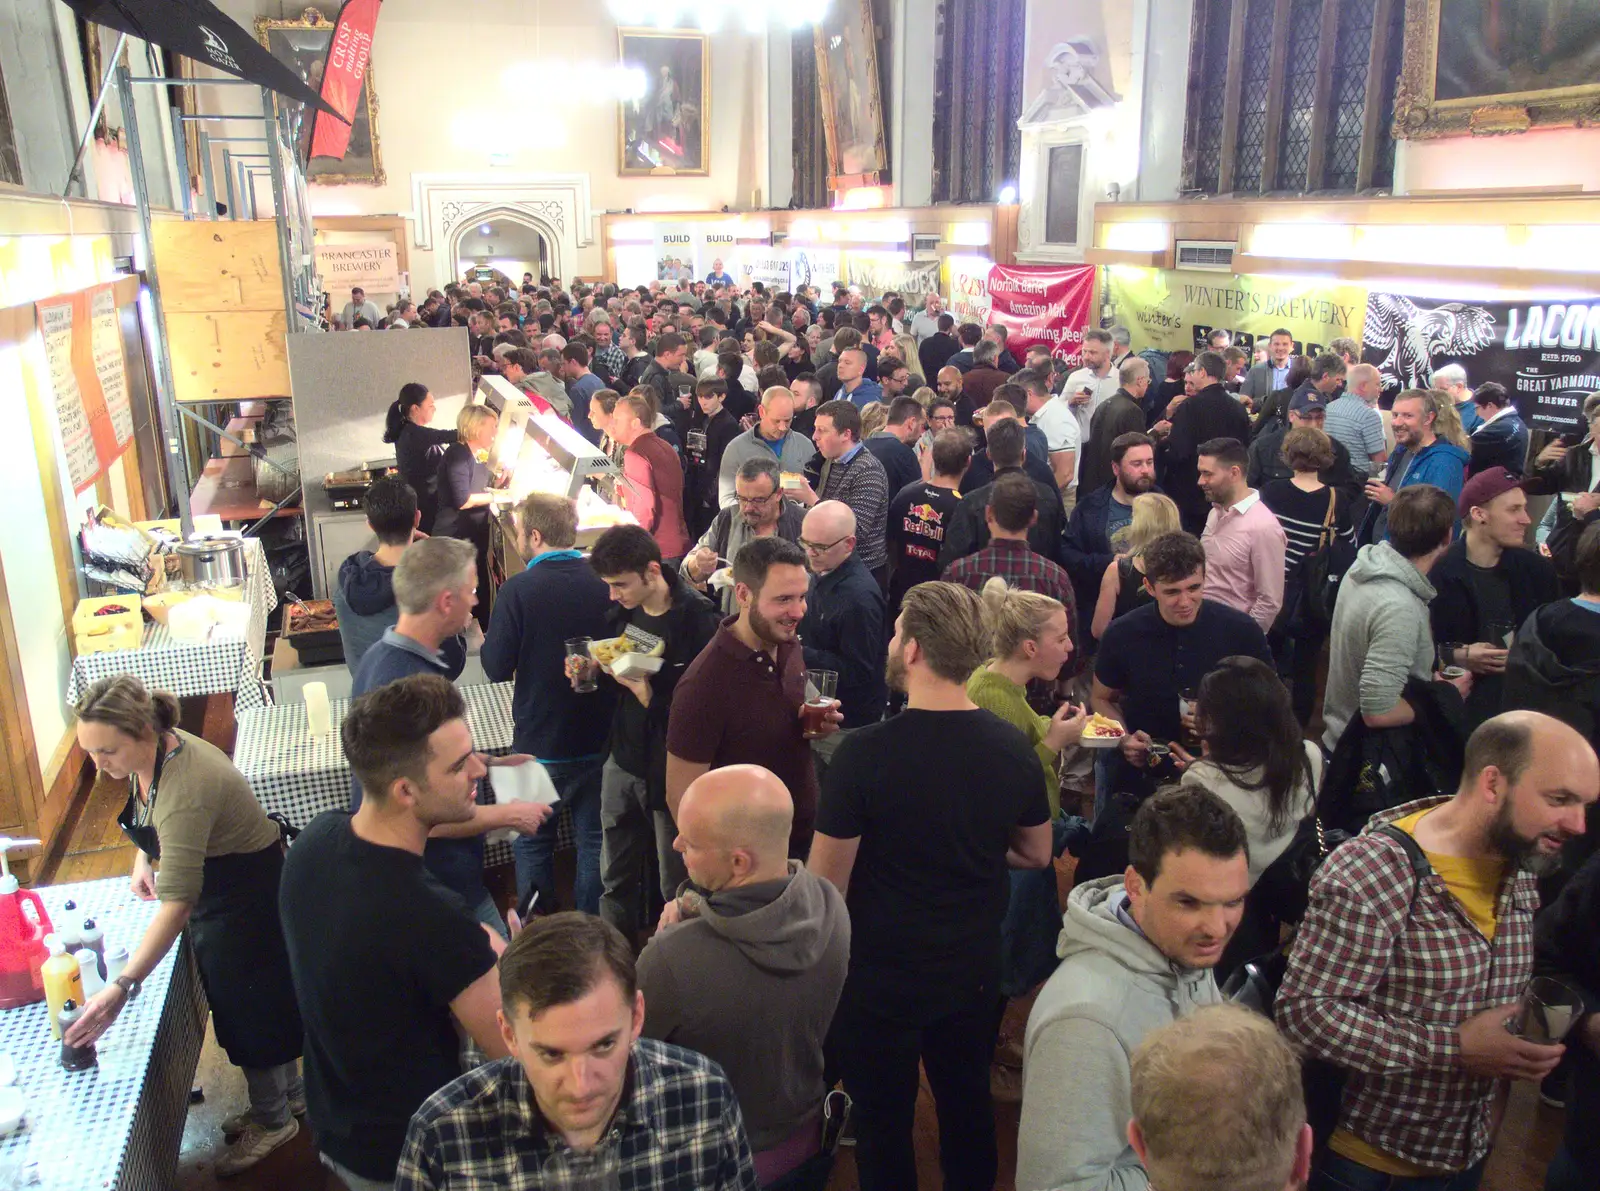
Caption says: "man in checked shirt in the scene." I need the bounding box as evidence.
[1279,710,1599,1191]
[395,913,760,1191]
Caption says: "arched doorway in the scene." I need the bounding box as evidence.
[445,205,562,286]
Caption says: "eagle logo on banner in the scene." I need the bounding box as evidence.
[1364,292,1498,392]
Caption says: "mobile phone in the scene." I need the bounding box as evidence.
[516,885,541,921]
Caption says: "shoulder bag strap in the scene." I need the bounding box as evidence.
[1318,487,1338,552]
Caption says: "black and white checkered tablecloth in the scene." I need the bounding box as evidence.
[65,539,277,712]
[0,878,207,1190]
[233,681,561,867]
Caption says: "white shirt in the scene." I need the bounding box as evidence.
[1061,367,1122,441]
[910,311,942,343]
[1030,397,1083,485]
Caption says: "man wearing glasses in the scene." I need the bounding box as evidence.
[683,458,804,615]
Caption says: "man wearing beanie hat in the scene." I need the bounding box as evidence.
[1429,466,1558,726]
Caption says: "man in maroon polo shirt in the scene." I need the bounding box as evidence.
[666,536,841,857]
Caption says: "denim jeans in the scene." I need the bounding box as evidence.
[470,893,508,940]
[512,756,604,915]
[241,1059,302,1130]
[1312,1153,1485,1191]
[999,813,1086,996]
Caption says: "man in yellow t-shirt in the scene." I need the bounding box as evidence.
[1279,711,1599,1190]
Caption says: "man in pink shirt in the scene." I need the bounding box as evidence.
[1197,436,1286,632]
[612,390,691,562]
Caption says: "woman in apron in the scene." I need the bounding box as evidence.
[69,676,304,1178]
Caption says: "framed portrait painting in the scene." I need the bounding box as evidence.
[813,0,888,181]
[618,29,709,176]
[1394,0,1600,138]
[256,8,385,185]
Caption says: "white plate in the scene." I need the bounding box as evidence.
[610,652,665,678]
[1080,732,1127,749]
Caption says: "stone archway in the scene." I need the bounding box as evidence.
[446,205,557,283]
[411,172,594,290]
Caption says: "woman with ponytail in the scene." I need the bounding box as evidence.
[71,676,303,1175]
[385,383,456,533]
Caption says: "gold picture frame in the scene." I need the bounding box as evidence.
[617,28,710,176]
[813,0,888,183]
[1394,0,1600,139]
[255,7,385,186]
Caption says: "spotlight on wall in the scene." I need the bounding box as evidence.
[480,223,493,235]
[997,184,1018,205]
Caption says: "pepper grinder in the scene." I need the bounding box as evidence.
[56,999,97,1071]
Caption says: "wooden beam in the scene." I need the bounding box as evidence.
[1304,0,1346,191]
[1217,0,1252,193]
[1357,0,1398,190]
[1259,0,1295,191]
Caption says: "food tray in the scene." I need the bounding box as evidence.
[73,595,144,654]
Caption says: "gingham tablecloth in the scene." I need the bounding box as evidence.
[65,538,278,713]
[0,877,207,1190]
[233,681,529,867]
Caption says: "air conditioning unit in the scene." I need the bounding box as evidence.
[1175,240,1237,271]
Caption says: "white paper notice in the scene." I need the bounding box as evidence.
[90,286,133,447]
[37,300,99,493]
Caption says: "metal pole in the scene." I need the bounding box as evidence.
[168,103,192,220]
[62,31,129,199]
[116,62,193,536]
[223,149,237,219]
[197,129,217,221]
[261,88,298,331]
[129,76,261,86]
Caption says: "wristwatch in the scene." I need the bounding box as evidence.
[114,975,141,1000]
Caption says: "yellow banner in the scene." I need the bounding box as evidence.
[1105,266,1367,357]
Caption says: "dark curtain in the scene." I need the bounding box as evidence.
[932,0,1025,204]
[792,29,827,209]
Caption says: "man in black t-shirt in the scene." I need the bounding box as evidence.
[810,582,1053,1191]
[886,429,972,619]
[279,675,506,1191]
[589,526,721,939]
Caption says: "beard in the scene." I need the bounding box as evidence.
[1119,472,1156,496]
[885,642,908,693]
[1486,799,1567,876]
[748,601,796,646]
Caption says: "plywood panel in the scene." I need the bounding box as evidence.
[166,310,291,403]
[151,221,285,313]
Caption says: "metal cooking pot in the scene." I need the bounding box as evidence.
[176,537,247,587]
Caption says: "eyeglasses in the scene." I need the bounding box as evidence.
[930,414,956,426]
[800,535,850,554]
[736,491,778,506]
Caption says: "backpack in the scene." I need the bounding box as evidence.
[1281,488,1357,636]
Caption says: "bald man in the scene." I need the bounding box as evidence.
[1325,361,1389,477]
[937,364,976,426]
[798,501,887,771]
[638,766,850,1183]
[1281,710,1598,1188]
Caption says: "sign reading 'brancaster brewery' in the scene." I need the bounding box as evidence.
[315,242,399,293]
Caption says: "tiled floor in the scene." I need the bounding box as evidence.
[47,776,1564,1191]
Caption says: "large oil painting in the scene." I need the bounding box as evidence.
[618,29,709,176]
[256,8,385,186]
[813,0,888,181]
[1395,0,1600,138]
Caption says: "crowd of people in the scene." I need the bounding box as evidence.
[66,272,1600,1191]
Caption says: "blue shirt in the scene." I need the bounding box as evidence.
[565,372,605,443]
[1105,493,1134,543]
[840,378,884,409]
[1271,363,1290,390]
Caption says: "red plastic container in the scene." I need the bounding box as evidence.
[0,880,53,1008]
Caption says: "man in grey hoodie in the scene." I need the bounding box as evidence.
[638,765,850,1190]
[1016,785,1250,1191]
[1320,483,1467,752]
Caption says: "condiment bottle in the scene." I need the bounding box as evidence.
[103,945,128,987]
[79,919,105,980]
[75,948,104,999]
[40,936,83,1040]
[55,903,80,953]
[56,1000,96,1071]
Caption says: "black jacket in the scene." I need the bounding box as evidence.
[1320,676,1468,835]
[1524,438,1597,497]
[918,333,960,381]
[601,569,720,809]
[1247,422,1362,502]
[1060,482,1165,636]
[1534,849,1600,1169]
[1079,391,1148,494]
[864,433,923,499]
[938,466,1065,569]
[1503,597,1600,743]
[1163,383,1252,534]
[798,554,888,730]
[1467,409,1530,477]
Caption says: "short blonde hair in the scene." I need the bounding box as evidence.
[911,385,936,411]
[899,581,991,683]
[980,578,1065,660]
[456,404,498,445]
[859,401,888,440]
[1113,491,1182,553]
[1131,1004,1304,1191]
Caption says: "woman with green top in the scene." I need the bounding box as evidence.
[970,577,1090,999]
[70,676,303,1177]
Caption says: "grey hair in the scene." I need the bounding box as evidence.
[393,537,477,615]
[1084,328,1114,347]
[1120,356,1151,384]
[1585,391,1600,419]
[1432,363,1468,388]
[1111,325,1132,348]
[974,339,1000,364]
[735,456,781,490]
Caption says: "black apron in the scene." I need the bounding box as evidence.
[119,740,303,1070]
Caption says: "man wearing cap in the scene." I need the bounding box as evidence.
[1247,386,1362,500]
[1429,467,1558,727]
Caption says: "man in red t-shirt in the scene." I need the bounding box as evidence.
[612,390,691,562]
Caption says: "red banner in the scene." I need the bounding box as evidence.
[309,0,381,161]
[984,263,1097,368]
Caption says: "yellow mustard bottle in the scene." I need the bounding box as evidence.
[41,935,83,1041]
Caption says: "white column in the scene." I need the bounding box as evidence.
[767,25,793,210]
[891,0,936,206]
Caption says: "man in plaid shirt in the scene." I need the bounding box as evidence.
[589,318,626,387]
[791,400,891,580]
[942,473,1077,635]
[395,914,759,1191]
[1279,711,1597,1190]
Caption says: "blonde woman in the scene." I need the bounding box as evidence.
[859,400,889,441]
[970,578,1088,817]
[433,403,506,626]
[892,333,922,381]
[1091,492,1183,639]
[1429,387,1471,450]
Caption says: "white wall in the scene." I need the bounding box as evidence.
[1397,127,1600,195]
